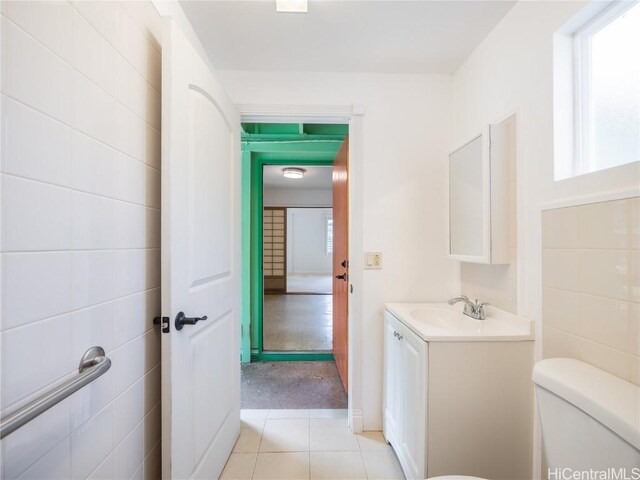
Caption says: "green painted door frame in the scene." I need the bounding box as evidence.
[241,140,342,362]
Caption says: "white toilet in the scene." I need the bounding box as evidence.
[430,357,640,480]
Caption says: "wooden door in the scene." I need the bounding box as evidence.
[332,137,349,390]
[161,18,241,479]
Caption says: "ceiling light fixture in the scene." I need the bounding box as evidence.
[283,167,305,179]
[276,0,308,13]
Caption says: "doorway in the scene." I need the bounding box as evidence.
[241,123,349,408]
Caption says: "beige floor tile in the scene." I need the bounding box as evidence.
[260,419,310,452]
[356,432,391,451]
[268,409,310,419]
[234,420,265,453]
[220,453,257,480]
[310,419,359,451]
[253,452,310,480]
[310,452,367,480]
[361,451,404,480]
[309,409,347,419]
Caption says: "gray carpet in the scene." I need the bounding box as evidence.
[241,361,347,409]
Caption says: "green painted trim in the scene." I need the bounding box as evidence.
[252,352,335,362]
[250,155,264,353]
[240,123,346,364]
[241,150,252,363]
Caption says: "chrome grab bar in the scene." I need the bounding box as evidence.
[0,346,111,440]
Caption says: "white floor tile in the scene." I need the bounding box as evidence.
[220,453,257,480]
[361,451,404,480]
[260,419,310,452]
[268,409,310,419]
[309,419,359,452]
[309,409,347,419]
[242,409,270,420]
[241,416,267,431]
[356,432,391,451]
[310,452,366,480]
[253,452,309,480]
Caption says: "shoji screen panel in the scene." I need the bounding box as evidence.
[263,207,286,293]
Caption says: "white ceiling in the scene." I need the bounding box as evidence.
[263,165,333,189]
[179,1,516,74]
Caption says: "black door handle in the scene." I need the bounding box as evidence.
[335,273,348,281]
[175,311,208,331]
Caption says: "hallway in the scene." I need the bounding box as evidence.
[263,295,332,351]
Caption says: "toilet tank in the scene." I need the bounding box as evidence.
[533,358,640,474]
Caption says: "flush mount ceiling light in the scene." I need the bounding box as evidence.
[283,167,306,179]
[276,0,308,13]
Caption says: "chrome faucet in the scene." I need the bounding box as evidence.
[448,295,489,320]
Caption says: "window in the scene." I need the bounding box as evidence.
[555,1,640,180]
[325,217,333,255]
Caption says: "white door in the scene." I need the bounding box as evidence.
[161,18,241,479]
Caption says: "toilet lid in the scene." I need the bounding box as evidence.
[429,476,487,480]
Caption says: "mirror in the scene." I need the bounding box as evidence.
[449,135,486,258]
[449,132,491,262]
[448,118,513,265]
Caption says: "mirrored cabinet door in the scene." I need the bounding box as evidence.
[448,116,514,265]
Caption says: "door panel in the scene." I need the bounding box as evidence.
[399,324,426,480]
[161,18,241,480]
[332,137,349,391]
[187,87,232,285]
[384,312,401,446]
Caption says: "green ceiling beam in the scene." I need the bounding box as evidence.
[242,140,342,154]
[241,122,348,142]
[251,152,337,163]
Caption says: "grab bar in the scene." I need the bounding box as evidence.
[0,346,111,440]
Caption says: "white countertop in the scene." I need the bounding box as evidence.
[385,302,534,342]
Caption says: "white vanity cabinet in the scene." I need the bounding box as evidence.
[383,306,534,480]
[383,312,427,480]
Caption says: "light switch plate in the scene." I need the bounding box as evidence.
[364,252,382,269]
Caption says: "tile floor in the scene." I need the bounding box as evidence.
[221,409,404,480]
[263,295,332,351]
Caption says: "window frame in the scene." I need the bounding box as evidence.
[325,216,333,255]
[572,0,639,175]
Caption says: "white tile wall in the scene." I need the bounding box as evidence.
[1,1,162,478]
[542,197,640,385]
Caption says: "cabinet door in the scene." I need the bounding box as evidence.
[398,323,427,480]
[383,312,402,446]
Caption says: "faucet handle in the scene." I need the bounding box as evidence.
[474,301,490,320]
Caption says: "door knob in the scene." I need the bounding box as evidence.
[335,273,348,281]
[175,311,208,331]
[341,260,349,268]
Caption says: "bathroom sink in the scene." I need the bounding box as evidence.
[385,303,533,342]
[410,307,485,331]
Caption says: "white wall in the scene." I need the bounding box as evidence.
[1,2,162,478]
[287,208,333,275]
[219,71,458,429]
[450,1,640,476]
[264,187,332,207]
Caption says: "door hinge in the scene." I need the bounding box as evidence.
[153,316,170,333]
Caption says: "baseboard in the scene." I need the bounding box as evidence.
[349,408,363,433]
